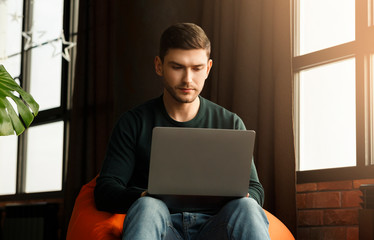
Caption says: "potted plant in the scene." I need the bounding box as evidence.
[0,64,39,136]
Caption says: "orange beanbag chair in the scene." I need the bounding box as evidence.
[66,176,294,240]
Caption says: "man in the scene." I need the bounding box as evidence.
[94,23,270,240]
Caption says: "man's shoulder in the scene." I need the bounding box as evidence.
[131,95,162,111]
[199,96,245,129]
[121,95,161,115]
[116,95,162,124]
[200,96,238,117]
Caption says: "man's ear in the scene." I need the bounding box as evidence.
[206,59,213,76]
[154,56,163,76]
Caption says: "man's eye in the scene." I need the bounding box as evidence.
[172,66,183,70]
[193,67,203,71]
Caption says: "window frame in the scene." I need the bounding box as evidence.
[293,0,374,183]
[0,0,78,201]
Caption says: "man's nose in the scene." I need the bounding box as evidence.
[182,69,193,83]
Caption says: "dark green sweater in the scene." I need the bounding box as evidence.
[94,95,264,213]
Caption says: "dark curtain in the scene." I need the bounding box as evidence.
[201,0,296,232]
[63,0,296,236]
[62,0,117,236]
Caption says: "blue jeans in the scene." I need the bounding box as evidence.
[122,196,270,240]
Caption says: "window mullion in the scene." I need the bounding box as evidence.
[355,0,367,167]
[16,132,27,194]
[292,0,300,57]
[356,0,374,167]
[293,72,300,170]
[17,0,33,195]
[369,55,374,166]
[356,53,368,167]
[292,42,356,72]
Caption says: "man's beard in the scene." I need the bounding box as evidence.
[164,84,199,104]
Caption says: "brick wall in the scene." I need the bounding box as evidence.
[296,179,374,240]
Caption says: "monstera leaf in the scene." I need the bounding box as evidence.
[0,64,39,136]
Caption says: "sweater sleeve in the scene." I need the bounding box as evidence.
[248,160,265,206]
[234,115,265,206]
[94,113,145,213]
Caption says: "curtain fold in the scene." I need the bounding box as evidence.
[62,1,117,237]
[201,0,296,233]
[271,0,296,230]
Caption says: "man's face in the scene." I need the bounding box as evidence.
[155,48,212,104]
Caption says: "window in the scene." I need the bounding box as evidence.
[293,0,374,182]
[0,0,78,198]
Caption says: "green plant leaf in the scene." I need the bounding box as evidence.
[0,101,15,136]
[1,97,25,135]
[0,64,39,136]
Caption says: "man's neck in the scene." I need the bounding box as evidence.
[163,93,200,122]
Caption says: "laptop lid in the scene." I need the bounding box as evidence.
[148,127,255,197]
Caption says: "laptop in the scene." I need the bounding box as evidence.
[147,127,255,209]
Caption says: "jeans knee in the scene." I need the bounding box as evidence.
[225,198,267,221]
[133,196,166,207]
[123,197,173,239]
[125,197,172,229]
[225,198,269,234]
[130,196,169,215]
[229,197,259,210]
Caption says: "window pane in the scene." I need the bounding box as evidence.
[0,56,22,80]
[0,136,18,195]
[299,0,355,55]
[30,43,62,111]
[32,0,64,43]
[29,0,64,111]
[25,121,64,193]
[299,58,356,171]
[0,0,23,77]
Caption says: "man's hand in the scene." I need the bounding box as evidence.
[141,191,148,197]
[246,193,250,198]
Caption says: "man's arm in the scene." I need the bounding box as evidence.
[94,113,145,213]
[234,116,265,206]
[248,160,265,206]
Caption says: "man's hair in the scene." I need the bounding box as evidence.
[159,23,211,62]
